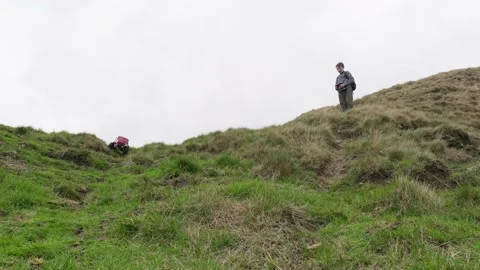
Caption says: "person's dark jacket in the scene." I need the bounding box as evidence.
[335,71,355,90]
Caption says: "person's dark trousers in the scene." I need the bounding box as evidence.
[338,86,353,111]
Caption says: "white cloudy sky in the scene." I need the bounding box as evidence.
[1,1,479,146]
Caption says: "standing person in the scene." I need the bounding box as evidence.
[335,62,355,111]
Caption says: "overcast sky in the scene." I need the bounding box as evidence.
[1,1,479,146]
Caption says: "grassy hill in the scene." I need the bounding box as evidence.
[1,67,480,269]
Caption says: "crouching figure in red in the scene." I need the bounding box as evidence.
[108,136,130,155]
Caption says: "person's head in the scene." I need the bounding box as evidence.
[336,62,344,73]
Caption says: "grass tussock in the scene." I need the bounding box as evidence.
[387,176,443,215]
[47,149,92,166]
[14,126,35,135]
[455,185,480,206]
[45,132,109,153]
[160,156,201,179]
[252,149,298,180]
[115,214,185,244]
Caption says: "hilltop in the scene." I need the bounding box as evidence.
[1,67,480,269]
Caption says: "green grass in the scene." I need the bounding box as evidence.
[1,67,480,269]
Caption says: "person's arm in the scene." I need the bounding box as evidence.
[343,71,355,87]
[335,76,341,90]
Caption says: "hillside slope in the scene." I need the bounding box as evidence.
[1,67,480,269]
